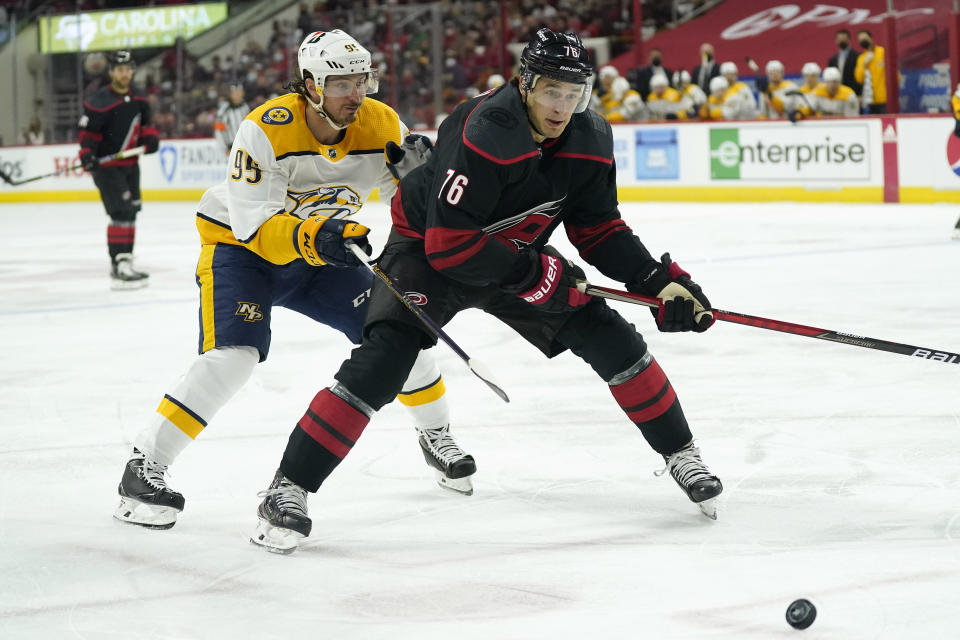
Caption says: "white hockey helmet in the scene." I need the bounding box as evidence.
[822,66,842,83]
[802,62,822,77]
[598,65,619,80]
[611,76,631,100]
[720,61,738,77]
[297,30,378,126]
[673,69,691,86]
[709,76,729,94]
[765,60,784,75]
[650,73,669,90]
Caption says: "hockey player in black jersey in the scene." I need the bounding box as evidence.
[78,50,160,289]
[251,29,724,553]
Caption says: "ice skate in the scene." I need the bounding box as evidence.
[111,253,149,290]
[114,448,185,529]
[952,216,960,240]
[250,470,311,554]
[417,424,476,495]
[655,441,723,520]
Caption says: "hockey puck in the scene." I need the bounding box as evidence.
[786,598,817,630]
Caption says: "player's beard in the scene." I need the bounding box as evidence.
[328,103,360,128]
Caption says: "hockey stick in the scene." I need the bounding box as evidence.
[0,146,147,187]
[577,282,960,366]
[345,241,510,402]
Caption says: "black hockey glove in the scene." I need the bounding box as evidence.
[140,135,159,154]
[502,246,591,314]
[385,134,433,181]
[295,214,371,268]
[628,253,714,332]
[788,109,800,124]
[80,150,99,172]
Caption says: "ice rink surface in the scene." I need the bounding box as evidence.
[1,199,958,639]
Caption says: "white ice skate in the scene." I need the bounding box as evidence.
[417,424,476,495]
[655,441,723,520]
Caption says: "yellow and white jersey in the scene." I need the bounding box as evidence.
[197,92,404,264]
[646,87,692,120]
[810,84,860,117]
[797,83,823,116]
[682,83,707,109]
[759,79,798,119]
[723,81,758,119]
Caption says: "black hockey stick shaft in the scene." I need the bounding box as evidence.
[345,241,509,402]
[579,282,960,365]
[0,146,146,187]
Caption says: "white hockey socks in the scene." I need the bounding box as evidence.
[396,348,450,430]
[134,346,258,466]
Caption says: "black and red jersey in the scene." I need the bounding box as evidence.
[78,84,157,166]
[392,82,654,287]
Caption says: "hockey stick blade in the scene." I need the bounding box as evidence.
[578,281,960,366]
[345,241,509,402]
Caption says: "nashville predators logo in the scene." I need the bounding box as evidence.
[286,185,362,218]
[235,302,264,322]
[261,107,293,125]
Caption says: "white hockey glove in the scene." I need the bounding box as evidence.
[385,134,433,181]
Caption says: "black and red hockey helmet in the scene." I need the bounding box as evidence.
[108,50,135,70]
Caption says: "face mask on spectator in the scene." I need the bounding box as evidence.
[837,40,849,50]
[651,56,662,66]
[858,38,870,48]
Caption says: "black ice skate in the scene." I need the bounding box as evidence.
[250,470,311,554]
[655,441,723,520]
[111,253,149,290]
[114,448,185,529]
[953,216,960,241]
[417,424,477,496]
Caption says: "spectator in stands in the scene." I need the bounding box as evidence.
[698,76,729,121]
[812,67,860,117]
[673,69,706,115]
[828,28,861,96]
[757,60,797,120]
[18,117,45,145]
[719,61,757,119]
[855,29,886,114]
[691,42,719,93]
[628,47,673,100]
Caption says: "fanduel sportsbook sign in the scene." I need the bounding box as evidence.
[710,124,871,181]
[38,3,227,53]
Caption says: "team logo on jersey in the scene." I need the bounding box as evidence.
[235,302,264,322]
[262,107,293,125]
[404,292,428,306]
[327,148,338,159]
[946,130,960,178]
[481,196,566,250]
[286,185,362,218]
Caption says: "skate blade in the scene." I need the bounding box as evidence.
[113,497,179,529]
[250,519,305,554]
[111,279,149,291]
[434,469,474,496]
[696,497,718,521]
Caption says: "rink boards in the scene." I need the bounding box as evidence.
[0,114,958,204]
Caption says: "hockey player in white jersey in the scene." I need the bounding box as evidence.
[718,61,757,119]
[757,60,798,120]
[114,30,476,530]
